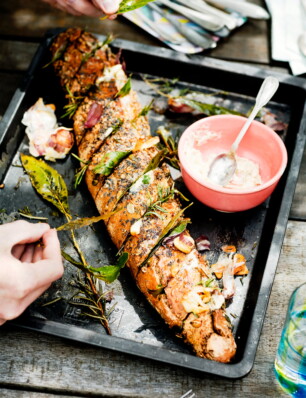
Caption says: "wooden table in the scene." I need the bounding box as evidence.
[0,1,305,397]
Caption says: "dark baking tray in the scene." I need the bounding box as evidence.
[1,28,306,379]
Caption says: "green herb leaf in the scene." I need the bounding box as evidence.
[143,149,168,173]
[205,278,215,287]
[93,151,131,176]
[174,189,190,202]
[101,33,115,47]
[167,220,189,237]
[115,77,132,98]
[116,0,156,14]
[137,99,154,118]
[72,154,91,188]
[74,164,89,188]
[178,98,243,116]
[57,210,119,231]
[21,154,70,216]
[142,174,151,184]
[61,250,85,268]
[87,252,129,283]
[156,127,179,169]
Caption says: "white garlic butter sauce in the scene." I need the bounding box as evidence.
[183,127,262,189]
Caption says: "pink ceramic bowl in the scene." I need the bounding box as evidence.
[178,115,288,212]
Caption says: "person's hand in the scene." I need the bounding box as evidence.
[0,221,64,325]
[41,0,121,18]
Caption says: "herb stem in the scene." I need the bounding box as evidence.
[65,213,111,335]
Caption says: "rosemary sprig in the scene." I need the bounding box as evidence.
[69,270,111,330]
[62,85,84,118]
[72,154,90,188]
[144,186,173,219]
[43,40,68,68]
[142,75,243,117]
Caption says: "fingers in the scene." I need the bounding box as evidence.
[65,0,104,17]
[0,283,51,324]
[42,0,83,15]
[3,221,50,250]
[92,0,120,14]
[0,224,63,325]
[20,244,35,263]
[25,229,64,287]
[42,229,62,263]
[12,242,45,262]
[18,283,52,316]
[11,244,26,260]
[33,245,44,262]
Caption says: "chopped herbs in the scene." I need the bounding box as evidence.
[142,174,151,184]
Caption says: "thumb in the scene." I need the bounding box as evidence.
[3,220,50,249]
[93,0,120,14]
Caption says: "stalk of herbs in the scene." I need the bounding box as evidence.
[101,0,156,18]
[20,154,128,334]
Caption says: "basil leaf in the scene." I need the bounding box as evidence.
[87,252,129,283]
[116,77,132,98]
[93,151,131,176]
[21,154,70,216]
[178,98,243,116]
[167,220,189,237]
[117,0,156,14]
[142,174,151,184]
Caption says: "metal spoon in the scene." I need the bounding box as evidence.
[207,76,279,186]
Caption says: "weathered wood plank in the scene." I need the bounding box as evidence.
[0,389,78,398]
[0,220,304,397]
[210,17,269,64]
[0,41,39,72]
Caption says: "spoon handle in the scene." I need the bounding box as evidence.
[231,76,279,153]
